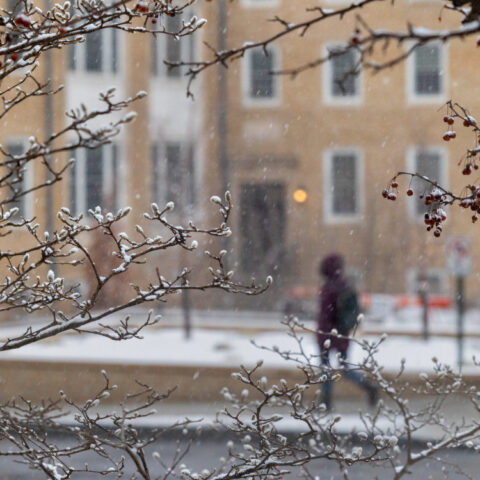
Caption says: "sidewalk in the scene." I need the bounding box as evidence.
[84,395,477,443]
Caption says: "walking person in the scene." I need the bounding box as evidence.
[317,253,377,411]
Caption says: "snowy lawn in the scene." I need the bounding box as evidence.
[1,326,479,375]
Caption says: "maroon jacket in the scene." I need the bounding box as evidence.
[317,254,350,353]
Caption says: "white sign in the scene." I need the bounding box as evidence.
[446,236,472,277]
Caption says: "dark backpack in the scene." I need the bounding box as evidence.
[335,284,360,335]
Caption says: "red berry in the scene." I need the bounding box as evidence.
[443,133,450,141]
[434,230,441,237]
[448,118,454,125]
[11,53,17,61]
[382,189,388,198]
[443,116,450,123]
[406,188,414,196]
[450,131,456,139]
[391,181,398,188]
[464,119,471,127]
[388,193,397,201]
[473,215,478,223]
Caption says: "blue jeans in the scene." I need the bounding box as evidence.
[320,348,372,408]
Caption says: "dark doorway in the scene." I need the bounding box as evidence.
[240,183,286,278]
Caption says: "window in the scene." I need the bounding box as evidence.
[243,47,280,106]
[70,144,120,215]
[151,142,195,212]
[407,147,446,218]
[7,139,33,219]
[407,42,445,102]
[324,46,361,104]
[240,183,286,275]
[69,28,118,73]
[323,148,363,222]
[151,13,195,78]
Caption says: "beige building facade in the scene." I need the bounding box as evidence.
[3,0,480,314]
[201,0,480,310]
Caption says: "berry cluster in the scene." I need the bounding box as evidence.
[381,180,399,201]
[382,179,449,237]
[459,185,480,223]
[423,194,448,237]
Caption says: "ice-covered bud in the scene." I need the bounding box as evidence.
[196,18,207,27]
[323,339,331,349]
[165,201,174,211]
[266,275,273,285]
[152,451,161,460]
[388,436,398,447]
[357,313,364,323]
[191,240,198,249]
[466,441,474,448]
[241,389,249,398]
[47,270,55,282]
[124,112,137,123]
[357,431,368,441]
[352,446,363,458]
[219,249,227,257]
[226,440,234,449]
[331,328,338,335]
[136,90,147,98]
[210,195,222,205]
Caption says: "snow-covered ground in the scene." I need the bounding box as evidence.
[1,321,479,375]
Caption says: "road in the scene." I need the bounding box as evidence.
[0,432,477,479]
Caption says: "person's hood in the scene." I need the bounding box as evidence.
[320,254,344,279]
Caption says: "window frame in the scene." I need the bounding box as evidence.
[406,146,448,221]
[69,27,119,75]
[323,147,364,224]
[406,41,447,104]
[70,143,123,216]
[323,43,363,106]
[151,11,196,79]
[6,137,34,220]
[242,46,281,108]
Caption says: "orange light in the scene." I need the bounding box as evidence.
[293,189,308,204]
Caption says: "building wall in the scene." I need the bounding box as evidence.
[201,0,480,309]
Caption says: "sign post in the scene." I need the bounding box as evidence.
[446,237,472,372]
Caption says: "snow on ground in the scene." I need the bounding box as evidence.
[1,323,480,375]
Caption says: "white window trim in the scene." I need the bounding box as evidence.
[151,12,196,79]
[406,41,448,105]
[241,46,281,108]
[240,0,280,7]
[406,145,448,221]
[323,147,364,224]
[70,28,120,75]
[72,143,123,215]
[7,137,34,220]
[406,268,448,295]
[323,43,363,106]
